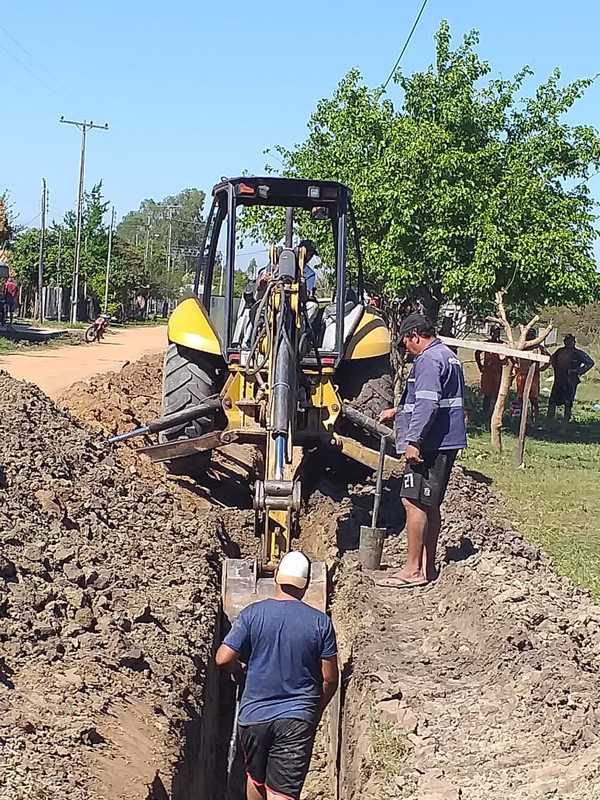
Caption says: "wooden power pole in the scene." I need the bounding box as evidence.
[104,206,115,312]
[59,117,109,323]
[37,178,47,322]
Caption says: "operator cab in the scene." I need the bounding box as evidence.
[194,176,366,368]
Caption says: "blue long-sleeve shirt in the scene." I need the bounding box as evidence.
[395,338,467,453]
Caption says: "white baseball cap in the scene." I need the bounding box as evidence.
[276,551,310,590]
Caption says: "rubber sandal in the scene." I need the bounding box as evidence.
[374,575,428,589]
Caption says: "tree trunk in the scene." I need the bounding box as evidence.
[490,361,513,451]
[415,285,442,324]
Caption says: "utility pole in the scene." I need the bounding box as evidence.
[56,228,63,283]
[37,178,47,322]
[57,228,63,322]
[59,116,109,323]
[104,206,115,312]
[165,205,180,275]
[144,214,151,267]
[167,207,172,274]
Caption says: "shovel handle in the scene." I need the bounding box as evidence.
[371,435,386,528]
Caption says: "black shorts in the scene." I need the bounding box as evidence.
[238,718,316,800]
[400,450,458,508]
[549,379,577,407]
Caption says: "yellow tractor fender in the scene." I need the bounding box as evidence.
[344,308,391,360]
[167,296,223,356]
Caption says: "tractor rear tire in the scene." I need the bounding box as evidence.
[337,355,394,419]
[336,355,395,447]
[159,344,225,481]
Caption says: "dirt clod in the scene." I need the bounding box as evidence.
[334,468,600,800]
[6,351,600,800]
[0,370,226,800]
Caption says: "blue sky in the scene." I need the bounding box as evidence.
[2,0,600,229]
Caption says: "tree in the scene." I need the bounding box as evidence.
[9,229,42,283]
[242,22,600,321]
[0,192,16,252]
[11,183,109,290]
[489,291,552,451]
[117,187,206,277]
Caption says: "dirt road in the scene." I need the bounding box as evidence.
[0,325,167,398]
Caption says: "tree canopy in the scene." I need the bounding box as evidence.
[9,185,206,313]
[117,187,206,278]
[0,192,16,252]
[243,22,600,319]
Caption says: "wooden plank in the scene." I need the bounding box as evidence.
[440,336,550,364]
[335,434,402,473]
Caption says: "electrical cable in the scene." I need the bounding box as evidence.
[0,23,66,97]
[382,0,430,90]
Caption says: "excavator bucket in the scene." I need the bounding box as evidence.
[222,558,327,623]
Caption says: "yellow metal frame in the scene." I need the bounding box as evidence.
[167,297,222,356]
[344,308,390,360]
[166,289,390,569]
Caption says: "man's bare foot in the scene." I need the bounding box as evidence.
[374,567,427,588]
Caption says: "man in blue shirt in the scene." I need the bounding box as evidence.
[378,313,467,589]
[216,551,339,800]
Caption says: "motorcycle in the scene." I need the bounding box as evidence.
[85,313,110,343]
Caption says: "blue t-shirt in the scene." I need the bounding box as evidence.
[223,598,337,726]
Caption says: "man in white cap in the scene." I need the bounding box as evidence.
[216,551,338,800]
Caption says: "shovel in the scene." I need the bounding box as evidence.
[359,435,387,570]
[226,677,245,799]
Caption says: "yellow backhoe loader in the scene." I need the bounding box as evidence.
[111,177,395,620]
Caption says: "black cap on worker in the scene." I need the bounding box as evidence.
[398,313,435,338]
[298,239,318,257]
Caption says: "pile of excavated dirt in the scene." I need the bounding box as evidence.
[0,371,241,800]
[58,352,163,438]
[59,352,258,556]
[23,353,600,799]
[332,469,600,800]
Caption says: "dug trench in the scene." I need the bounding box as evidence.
[2,354,600,799]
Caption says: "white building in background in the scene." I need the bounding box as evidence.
[439,301,557,345]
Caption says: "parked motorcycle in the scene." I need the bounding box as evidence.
[84,313,110,343]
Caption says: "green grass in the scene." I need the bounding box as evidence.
[0,337,17,355]
[19,317,167,331]
[463,383,600,596]
[16,317,88,330]
[368,715,409,779]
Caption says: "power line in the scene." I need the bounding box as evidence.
[0,36,56,94]
[0,22,38,61]
[0,23,67,97]
[18,212,41,228]
[382,0,430,90]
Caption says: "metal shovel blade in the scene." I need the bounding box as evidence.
[222,558,327,623]
[359,525,386,571]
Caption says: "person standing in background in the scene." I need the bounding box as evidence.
[548,334,595,422]
[475,326,507,415]
[514,329,550,422]
[4,275,18,325]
